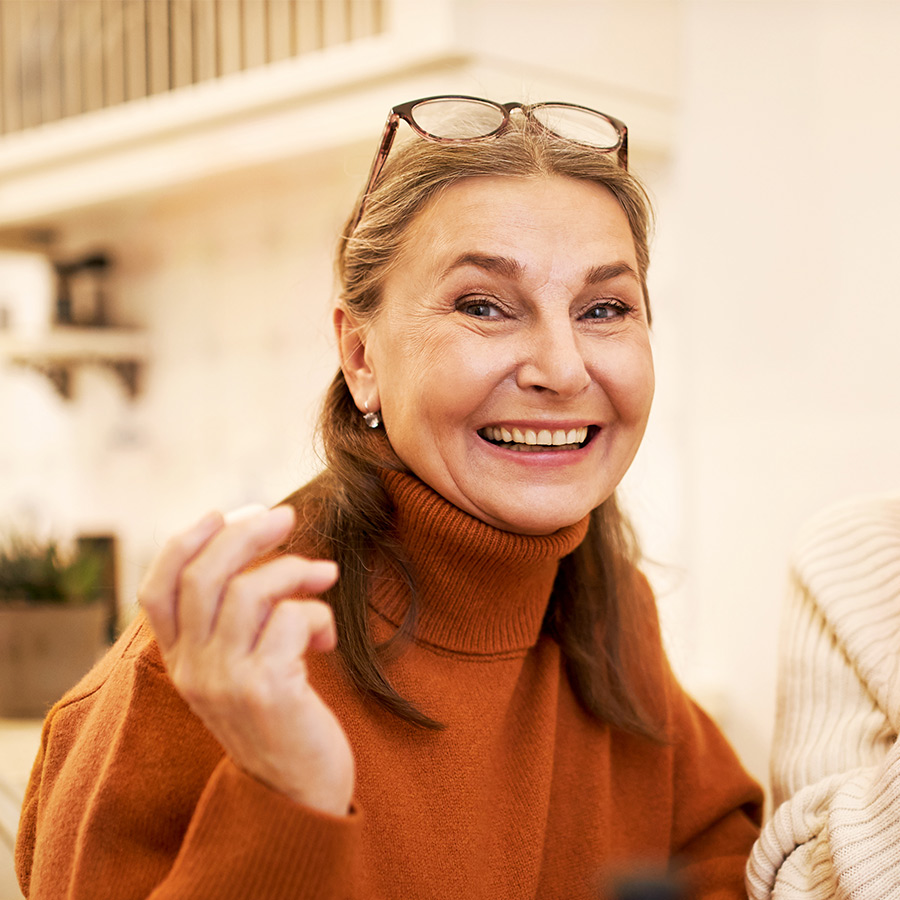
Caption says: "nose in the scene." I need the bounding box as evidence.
[516,314,591,397]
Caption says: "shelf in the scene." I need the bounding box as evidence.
[0,327,150,399]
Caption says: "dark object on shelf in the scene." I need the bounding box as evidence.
[54,253,111,328]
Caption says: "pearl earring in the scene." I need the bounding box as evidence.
[363,402,381,429]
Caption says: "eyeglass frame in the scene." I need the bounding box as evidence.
[349,94,629,232]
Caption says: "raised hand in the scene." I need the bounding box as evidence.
[138,505,354,815]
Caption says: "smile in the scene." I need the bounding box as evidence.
[478,425,592,452]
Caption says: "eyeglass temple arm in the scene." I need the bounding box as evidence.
[351,113,400,230]
[617,127,629,170]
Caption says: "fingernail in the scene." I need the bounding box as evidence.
[224,503,269,525]
[267,505,295,525]
[309,560,339,580]
[195,510,224,531]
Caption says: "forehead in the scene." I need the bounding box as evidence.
[393,174,638,277]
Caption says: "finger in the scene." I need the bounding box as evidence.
[138,510,225,651]
[213,555,339,653]
[177,505,296,645]
[253,599,337,664]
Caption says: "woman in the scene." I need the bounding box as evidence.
[16,96,761,899]
[748,492,900,899]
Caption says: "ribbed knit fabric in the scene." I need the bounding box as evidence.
[17,470,761,899]
[747,493,900,899]
[372,468,589,654]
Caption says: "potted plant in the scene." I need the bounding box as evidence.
[0,535,109,717]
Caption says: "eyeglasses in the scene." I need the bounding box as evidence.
[350,95,628,231]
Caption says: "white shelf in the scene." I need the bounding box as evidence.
[0,327,149,399]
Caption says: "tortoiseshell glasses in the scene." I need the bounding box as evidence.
[350,94,628,231]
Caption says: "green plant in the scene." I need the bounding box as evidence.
[0,535,103,605]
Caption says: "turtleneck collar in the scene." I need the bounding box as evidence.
[369,469,589,656]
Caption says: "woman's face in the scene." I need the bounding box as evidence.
[341,174,654,535]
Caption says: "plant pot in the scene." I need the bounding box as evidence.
[0,601,108,718]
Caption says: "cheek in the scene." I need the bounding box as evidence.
[602,345,655,423]
[389,331,506,410]
[412,350,500,431]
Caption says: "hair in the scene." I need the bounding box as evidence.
[305,115,658,737]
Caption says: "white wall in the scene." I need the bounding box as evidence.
[652,0,900,784]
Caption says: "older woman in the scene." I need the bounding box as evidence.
[16,97,761,899]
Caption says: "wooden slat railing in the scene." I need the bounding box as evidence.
[0,0,385,136]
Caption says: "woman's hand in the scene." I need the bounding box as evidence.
[138,505,354,816]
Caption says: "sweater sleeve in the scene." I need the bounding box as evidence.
[746,496,900,899]
[15,619,362,899]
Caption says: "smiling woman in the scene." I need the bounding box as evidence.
[16,98,761,900]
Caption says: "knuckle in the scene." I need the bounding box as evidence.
[162,529,196,561]
[179,560,213,598]
[301,598,334,631]
[224,572,257,608]
[269,598,306,633]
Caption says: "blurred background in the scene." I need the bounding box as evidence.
[1,2,899,887]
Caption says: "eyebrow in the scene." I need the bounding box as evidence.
[442,253,523,280]
[584,262,641,286]
[442,253,640,287]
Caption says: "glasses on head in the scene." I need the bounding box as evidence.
[350,94,628,231]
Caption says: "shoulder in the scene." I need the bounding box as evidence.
[49,614,166,713]
[40,614,213,763]
[29,615,222,828]
[792,491,900,578]
[789,492,900,619]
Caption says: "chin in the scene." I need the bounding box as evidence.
[491,508,592,536]
[486,489,605,536]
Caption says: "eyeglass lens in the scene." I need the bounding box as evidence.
[529,104,622,149]
[410,98,505,140]
[408,98,622,150]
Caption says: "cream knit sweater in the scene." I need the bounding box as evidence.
[747,493,900,899]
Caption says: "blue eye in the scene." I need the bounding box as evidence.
[459,299,501,318]
[583,301,632,320]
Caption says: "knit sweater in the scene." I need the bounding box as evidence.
[746,493,900,899]
[17,470,761,899]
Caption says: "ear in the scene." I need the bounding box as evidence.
[334,304,380,412]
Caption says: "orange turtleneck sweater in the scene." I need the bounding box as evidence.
[16,470,761,899]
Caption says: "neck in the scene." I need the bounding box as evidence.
[370,469,590,655]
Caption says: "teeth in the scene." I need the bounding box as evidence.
[482,426,589,447]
